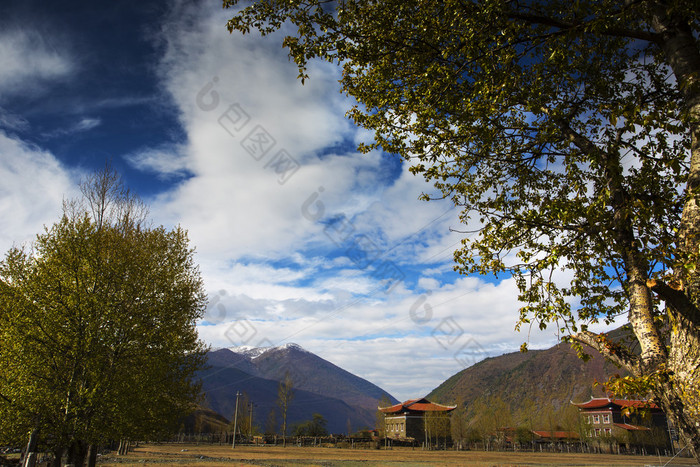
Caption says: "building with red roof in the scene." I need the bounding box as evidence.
[571,397,672,451]
[531,430,580,442]
[379,398,457,441]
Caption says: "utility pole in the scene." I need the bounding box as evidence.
[232,391,241,449]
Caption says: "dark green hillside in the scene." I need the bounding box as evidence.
[428,340,628,425]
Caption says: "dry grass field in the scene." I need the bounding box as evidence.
[97,443,698,466]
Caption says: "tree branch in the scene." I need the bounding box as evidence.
[506,12,658,42]
[570,330,640,375]
[647,278,700,325]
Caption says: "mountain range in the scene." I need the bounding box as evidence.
[195,333,629,434]
[197,343,398,434]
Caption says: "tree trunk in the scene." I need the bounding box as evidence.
[117,439,130,456]
[650,5,700,462]
[659,316,700,459]
[50,449,63,467]
[21,428,39,467]
[86,444,98,467]
[66,440,87,467]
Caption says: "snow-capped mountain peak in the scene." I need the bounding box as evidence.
[227,342,308,359]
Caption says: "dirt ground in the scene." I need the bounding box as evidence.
[97,443,699,466]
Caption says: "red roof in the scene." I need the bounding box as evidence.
[532,431,579,440]
[571,397,659,410]
[379,398,457,414]
[614,423,650,431]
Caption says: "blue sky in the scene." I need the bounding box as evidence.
[0,0,614,401]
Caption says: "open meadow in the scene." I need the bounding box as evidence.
[97,443,698,466]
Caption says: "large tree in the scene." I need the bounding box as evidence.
[224,0,700,459]
[0,167,207,465]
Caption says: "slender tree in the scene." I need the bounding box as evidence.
[234,392,252,441]
[376,395,391,439]
[277,371,295,447]
[424,410,450,450]
[265,408,278,436]
[468,397,493,451]
[224,0,700,459]
[468,394,512,451]
[450,398,468,451]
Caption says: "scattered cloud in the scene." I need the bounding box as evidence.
[0,107,29,132]
[42,117,102,138]
[125,144,192,179]
[0,131,80,253]
[0,29,74,97]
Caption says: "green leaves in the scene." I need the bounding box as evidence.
[0,168,206,452]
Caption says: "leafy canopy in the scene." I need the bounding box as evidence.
[0,168,207,453]
[225,0,693,338]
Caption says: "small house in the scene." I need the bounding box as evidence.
[379,398,456,441]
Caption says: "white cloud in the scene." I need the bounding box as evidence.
[0,131,79,253]
[196,272,582,400]
[125,144,192,179]
[42,117,102,138]
[417,277,441,291]
[144,3,400,265]
[0,107,29,131]
[0,29,74,97]
[139,4,457,265]
[147,0,617,400]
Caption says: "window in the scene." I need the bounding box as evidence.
[593,415,600,424]
[604,428,612,435]
[602,414,610,424]
[594,428,601,437]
